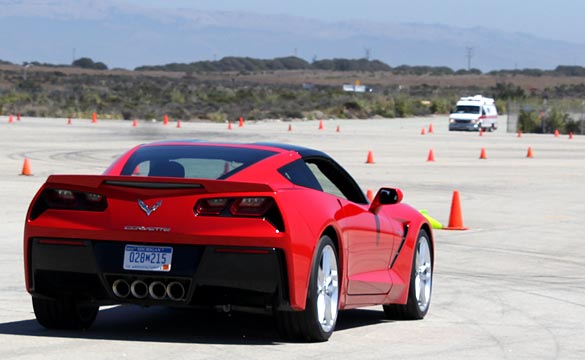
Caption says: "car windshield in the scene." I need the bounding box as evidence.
[455,105,481,114]
[120,144,277,179]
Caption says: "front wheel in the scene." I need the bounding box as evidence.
[276,235,339,342]
[384,229,433,319]
[33,296,99,329]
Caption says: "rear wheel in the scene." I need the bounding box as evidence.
[32,296,98,329]
[384,229,432,319]
[276,235,339,342]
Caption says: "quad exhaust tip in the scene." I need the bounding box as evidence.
[130,280,149,299]
[112,279,130,298]
[112,278,186,301]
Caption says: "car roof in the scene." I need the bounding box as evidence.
[140,140,331,159]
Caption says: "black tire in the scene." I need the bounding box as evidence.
[32,297,99,330]
[384,229,432,320]
[276,235,339,342]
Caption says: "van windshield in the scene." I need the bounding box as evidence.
[455,105,481,114]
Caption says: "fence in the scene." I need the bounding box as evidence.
[506,101,585,134]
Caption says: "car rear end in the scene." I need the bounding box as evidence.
[24,143,304,315]
[25,175,293,312]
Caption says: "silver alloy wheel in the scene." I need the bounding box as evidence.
[414,236,432,313]
[316,244,339,333]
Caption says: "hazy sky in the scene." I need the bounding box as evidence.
[123,0,585,44]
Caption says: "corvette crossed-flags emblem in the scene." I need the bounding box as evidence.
[138,199,162,216]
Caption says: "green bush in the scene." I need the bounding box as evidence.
[518,109,541,133]
[543,107,569,133]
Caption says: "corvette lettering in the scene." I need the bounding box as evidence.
[124,225,171,232]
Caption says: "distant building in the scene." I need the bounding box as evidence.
[342,84,372,93]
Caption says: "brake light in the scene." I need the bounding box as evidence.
[194,196,284,231]
[230,197,273,216]
[47,189,77,207]
[195,198,229,215]
[29,188,108,220]
[195,197,274,217]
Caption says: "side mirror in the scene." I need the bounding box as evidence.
[369,187,403,212]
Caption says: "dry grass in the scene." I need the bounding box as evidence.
[2,64,585,91]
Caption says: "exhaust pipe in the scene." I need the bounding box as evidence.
[112,279,130,298]
[166,281,186,301]
[149,281,167,300]
[130,280,148,299]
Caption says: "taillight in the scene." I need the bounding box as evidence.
[46,189,77,207]
[29,188,108,220]
[195,197,273,217]
[195,198,230,215]
[230,197,273,216]
[194,196,284,231]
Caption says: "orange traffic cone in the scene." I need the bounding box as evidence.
[239,116,244,127]
[366,189,374,202]
[444,190,468,230]
[366,150,375,164]
[176,120,181,128]
[319,120,324,130]
[21,157,32,176]
[67,117,72,125]
[479,147,487,159]
[132,119,138,127]
[92,112,97,123]
[17,113,21,121]
[526,146,534,158]
[421,127,426,135]
[428,123,434,133]
[163,114,169,125]
[8,114,13,123]
[569,132,574,140]
[427,149,435,162]
[554,129,560,137]
[517,130,522,138]
[288,124,292,131]
[336,125,340,132]
[228,121,233,130]
[479,128,484,137]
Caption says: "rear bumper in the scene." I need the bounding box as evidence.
[27,238,290,310]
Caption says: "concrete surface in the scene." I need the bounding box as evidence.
[0,115,584,359]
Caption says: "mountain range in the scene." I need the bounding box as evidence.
[1,0,584,71]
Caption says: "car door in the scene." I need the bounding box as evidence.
[302,157,400,295]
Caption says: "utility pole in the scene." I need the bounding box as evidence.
[466,47,474,70]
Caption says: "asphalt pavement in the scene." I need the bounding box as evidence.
[1,115,584,359]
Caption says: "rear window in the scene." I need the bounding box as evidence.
[120,145,277,179]
[455,105,480,114]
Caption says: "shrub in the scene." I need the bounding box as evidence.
[517,109,541,133]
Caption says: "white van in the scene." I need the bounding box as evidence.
[449,95,498,131]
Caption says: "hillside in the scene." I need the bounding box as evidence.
[2,0,585,71]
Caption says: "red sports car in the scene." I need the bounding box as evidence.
[24,141,434,342]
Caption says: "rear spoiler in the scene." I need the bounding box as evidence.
[43,175,275,193]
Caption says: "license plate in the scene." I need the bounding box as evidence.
[123,245,173,272]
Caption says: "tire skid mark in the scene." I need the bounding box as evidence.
[440,241,585,269]
[436,277,562,358]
